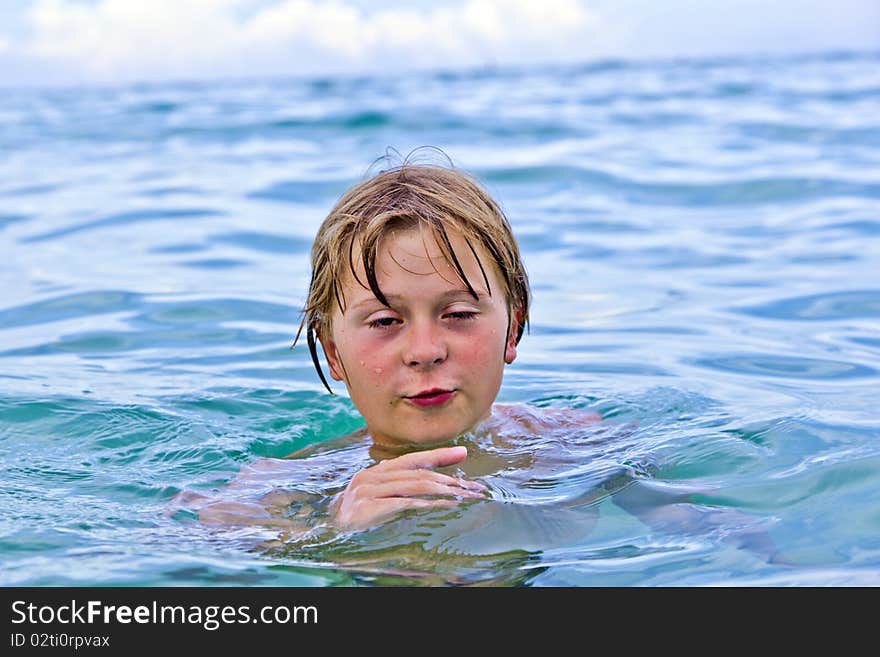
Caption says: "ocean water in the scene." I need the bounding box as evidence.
[1,51,879,586]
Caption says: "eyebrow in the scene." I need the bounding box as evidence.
[349,288,487,311]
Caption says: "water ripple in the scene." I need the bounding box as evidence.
[735,290,880,321]
[693,353,877,380]
[248,179,350,203]
[208,230,310,254]
[21,208,223,243]
[0,291,143,329]
[2,50,879,585]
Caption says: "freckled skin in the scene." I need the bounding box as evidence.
[319,226,518,448]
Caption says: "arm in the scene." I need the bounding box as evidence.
[172,446,487,534]
[611,478,789,565]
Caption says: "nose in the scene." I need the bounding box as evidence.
[403,320,447,369]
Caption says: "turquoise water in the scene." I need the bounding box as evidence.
[2,51,879,586]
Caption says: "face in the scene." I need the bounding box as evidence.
[319,225,519,448]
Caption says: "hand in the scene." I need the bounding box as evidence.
[330,445,487,531]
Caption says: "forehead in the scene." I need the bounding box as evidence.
[340,224,498,301]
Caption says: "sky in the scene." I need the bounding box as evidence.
[0,0,878,87]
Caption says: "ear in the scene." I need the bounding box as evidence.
[318,331,346,382]
[504,307,521,365]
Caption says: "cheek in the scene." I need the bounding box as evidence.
[348,342,391,385]
[461,329,503,367]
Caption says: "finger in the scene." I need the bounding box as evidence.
[338,498,461,530]
[360,468,487,492]
[370,498,460,520]
[362,479,487,500]
[376,445,468,471]
[387,498,460,511]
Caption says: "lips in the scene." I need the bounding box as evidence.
[410,388,454,399]
[405,388,456,407]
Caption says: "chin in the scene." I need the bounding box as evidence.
[415,434,460,446]
[416,423,476,445]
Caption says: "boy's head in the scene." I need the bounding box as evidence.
[298,162,530,447]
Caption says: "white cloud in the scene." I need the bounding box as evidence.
[18,0,602,83]
[3,0,878,86]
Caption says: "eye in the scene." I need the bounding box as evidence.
[445,311,478,321]
[368,316,401,329]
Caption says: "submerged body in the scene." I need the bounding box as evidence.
[174,402,782,584]
[173,164,784,581]
[180,403,606,531]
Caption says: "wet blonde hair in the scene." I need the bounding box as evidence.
[295,160,530,393]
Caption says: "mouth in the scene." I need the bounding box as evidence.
[404,388,456,407]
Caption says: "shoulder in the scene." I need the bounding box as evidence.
[536,405,603,426]
[227,429,372,495]
[282,426,369,459]
[492,403,602,432]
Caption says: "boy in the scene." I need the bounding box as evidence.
[294,161,602,530]
[181,158,784,569]
[181,159,600,534]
